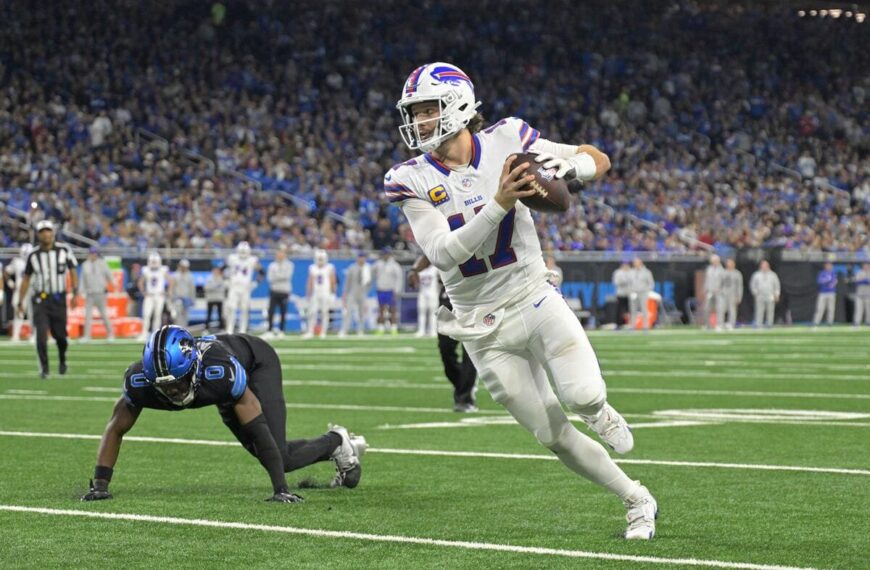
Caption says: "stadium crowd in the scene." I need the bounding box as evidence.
[0,0,867,254]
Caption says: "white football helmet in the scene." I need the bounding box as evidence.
[314,249,328,266]
[19,243,33,259]
[148,252,161,268]
[237,241,251,258]
[396,62,481,153]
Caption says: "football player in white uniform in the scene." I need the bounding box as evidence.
[304,249,336,339]
[415,265,440,337]
[5,244,34,341]
[387,62,657,539]
[138,252,171,340]
[225,242,262,334]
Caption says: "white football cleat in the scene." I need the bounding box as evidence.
[328,424,365,488]
[585,403,634,454]
[624,485,658,540]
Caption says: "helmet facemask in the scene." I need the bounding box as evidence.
[154,369,197,406]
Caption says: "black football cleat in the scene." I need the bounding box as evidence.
[59,363,68,375]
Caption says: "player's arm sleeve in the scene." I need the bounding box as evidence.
[401,199,508,272]
[235,387,289,493]
[528,138,580,159]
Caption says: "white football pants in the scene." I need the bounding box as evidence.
[464,283,638,500]
[142,294,165,335]
[417,293,439,336]
[309,294,332,335]
[225,287,251,333]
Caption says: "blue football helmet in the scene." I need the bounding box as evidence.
[143,325,199,406]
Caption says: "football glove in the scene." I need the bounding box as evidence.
[266,491,305,503]
[81,479,112,501]
[534,152,597,181]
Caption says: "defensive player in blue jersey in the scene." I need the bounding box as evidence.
[82,326,366,503]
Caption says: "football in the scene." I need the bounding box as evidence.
[513,153,572,213]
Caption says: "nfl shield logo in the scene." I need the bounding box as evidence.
[462,178,472,188]
[483,313,496,326]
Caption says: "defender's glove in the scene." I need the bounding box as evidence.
[81,479,112,501]
[266,490,305,503]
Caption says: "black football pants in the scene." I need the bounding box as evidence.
[218,339,338,472]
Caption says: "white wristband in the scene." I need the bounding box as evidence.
[569,153,597,181]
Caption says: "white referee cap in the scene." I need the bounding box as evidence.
[36,220,55,232]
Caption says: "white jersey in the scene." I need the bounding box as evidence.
[226,254,260,290]
[4,257,28,293]
[386,117,545,310]
[142,265,169,296]
[418,266,440,300]
[309,263,335,298]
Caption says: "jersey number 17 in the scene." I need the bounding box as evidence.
[447,206,517,277]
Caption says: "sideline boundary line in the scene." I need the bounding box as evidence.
[0,505,822,570]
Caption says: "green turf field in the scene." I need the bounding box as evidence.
[0,328,867,569]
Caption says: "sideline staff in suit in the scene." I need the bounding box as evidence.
[17,220,79,378]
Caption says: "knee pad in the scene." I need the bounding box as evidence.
[563,379,606,416]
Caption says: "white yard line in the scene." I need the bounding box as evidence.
[83,380,870,401]
[607,387,870,401]
[0,430,867,477]
[0,505,827,570]
[0,393,504,415]
[605,370,870,381]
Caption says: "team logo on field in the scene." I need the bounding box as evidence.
[428,185,450,206]
[482,313,496,326]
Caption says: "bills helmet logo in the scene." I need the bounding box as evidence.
[429,65,473,89]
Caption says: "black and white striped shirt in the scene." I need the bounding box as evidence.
[24,244,78,295]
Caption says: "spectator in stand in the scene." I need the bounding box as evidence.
[0,0,866,255]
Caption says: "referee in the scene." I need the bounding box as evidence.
[17,220,79,379]
[409,255,478,412]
